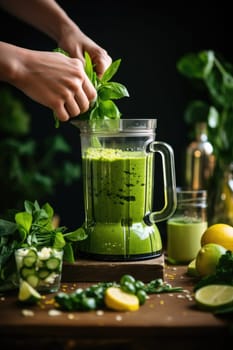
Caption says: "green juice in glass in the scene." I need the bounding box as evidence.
[167,219,207,264]
[79,147,162,260]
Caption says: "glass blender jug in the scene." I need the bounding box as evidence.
[71,118,177,261]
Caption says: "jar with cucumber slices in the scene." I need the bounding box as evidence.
[15,247,63,293]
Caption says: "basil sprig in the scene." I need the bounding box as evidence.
[53,49,129,127]
[0,200,87,291]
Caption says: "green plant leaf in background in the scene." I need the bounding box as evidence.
[177,50,215,79]
[177,50,233,163]
[0,87,81,214]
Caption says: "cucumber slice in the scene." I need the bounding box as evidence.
[18,281,41,304]
[38,268,50,279]
[23,253,37,268]
[45,257,61,271]
[26,274,40,288]
[21,267,36,279]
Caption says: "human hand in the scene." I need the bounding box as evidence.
[58,24,112,78]
[11,47,97,122]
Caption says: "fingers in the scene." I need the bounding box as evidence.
[54,77,97,122]
[94,50,112,78]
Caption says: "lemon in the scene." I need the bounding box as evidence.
[195,243,226,277]
[187,258,199,277]
[194,284,233,310]
[201,223,233,251]
[105,286,139,311]
[18,280,42,304]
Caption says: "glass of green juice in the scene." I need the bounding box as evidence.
[71,118,177,261]
[166,188,208,264]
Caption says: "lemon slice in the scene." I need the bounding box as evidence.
[18,281,42,304]
[105,286,139,311]
[194,284,233,310]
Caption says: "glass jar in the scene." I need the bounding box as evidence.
[15,247,63,293]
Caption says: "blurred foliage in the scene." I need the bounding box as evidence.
[0,88,81,214]
[177,50,233,166]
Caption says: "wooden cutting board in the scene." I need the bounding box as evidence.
[62,254,164,282]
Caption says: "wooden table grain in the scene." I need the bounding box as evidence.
[0,263,232,349]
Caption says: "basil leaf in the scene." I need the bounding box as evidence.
[84,51,94,83]
[98,82,129,100]
[98,100,121,119]
[101,59,121,82]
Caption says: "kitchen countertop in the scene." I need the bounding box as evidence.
[0,261,232,349]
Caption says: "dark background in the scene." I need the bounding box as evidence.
[0,0,232,239]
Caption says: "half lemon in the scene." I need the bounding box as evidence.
[105,286,139,311]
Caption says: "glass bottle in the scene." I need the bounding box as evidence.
[185,122,215,190]
[208,162,233,226]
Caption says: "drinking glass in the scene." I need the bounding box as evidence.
[166,188,207,264]
[15,247,63,293]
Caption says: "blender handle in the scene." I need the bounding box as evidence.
[145,141,177,224]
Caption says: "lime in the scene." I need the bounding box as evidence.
[201,223,233,251]
[194,284,233,310]
[18,280,42,304]
[187,258,199,277]
[195,243,226,277]
[105,286,139,311]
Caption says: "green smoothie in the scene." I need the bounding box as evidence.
[167,219,208,264]
[79,147,162,259]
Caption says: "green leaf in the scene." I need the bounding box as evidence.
[98,100,121,119]
[0,219,17,236]
[184,100,210,124]
[53,231,66,249]
[84,51,94,83]
[177,50,214,79]
[98,82,129,100]
[63,227,87,242]
[15,212,32,241]
[63,242,75,263]
[101,59,121,83]
[24,200,35,215]
[89,106,101,120]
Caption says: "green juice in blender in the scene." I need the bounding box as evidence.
[79,147,162,260]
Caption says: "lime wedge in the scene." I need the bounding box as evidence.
[194,284,233,310]
[105,286,139,311]
[187,259,199,277]
[18,280,42,304]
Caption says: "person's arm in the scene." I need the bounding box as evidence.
[0,0,112,77]
[0,41,97,121]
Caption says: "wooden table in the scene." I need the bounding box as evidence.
[0,262,232,349]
